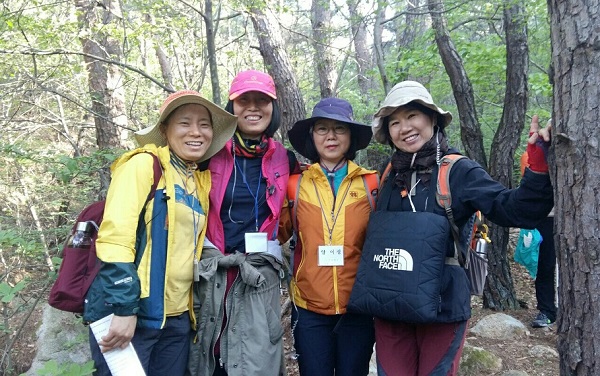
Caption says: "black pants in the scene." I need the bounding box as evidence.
[90,313,191,376]
[535,217,557,322]
[291,306,374,376]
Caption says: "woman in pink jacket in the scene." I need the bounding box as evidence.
[188,70,298,376]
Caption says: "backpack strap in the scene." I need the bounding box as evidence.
[361,173,380,211]
[288,169,378,227]
[435,154,467,267]
[287,173,303,232]
[88,154,161,232]
[379,162,393,189]
[148,153,162,201]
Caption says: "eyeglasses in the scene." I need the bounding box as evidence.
[313,124,350,135]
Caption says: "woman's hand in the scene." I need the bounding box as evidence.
[526,115,552,173]
[98,315,137,353]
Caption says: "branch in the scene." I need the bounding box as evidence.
[0,48,173,93]
[383,0,472,25]
[529,58,549,75]
[174,0,208,22]
[449,15,502,32]
[217,11,241,21]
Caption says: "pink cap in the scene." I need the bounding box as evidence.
[228,70,277,100]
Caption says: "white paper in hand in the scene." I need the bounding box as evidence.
[89,314,146,376]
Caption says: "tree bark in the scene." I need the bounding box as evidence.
[311,0,334,98]
[427,0,487,169]
[248,3,305,142]
[346,0,375,101]
[395,0,427,49]
[74,0,127,151]
[205,0,222,105]
[548,1,600,374]
[373,3,390,94]
[74,0,127,194]
[145,13,175,92]
[483,0,528,311]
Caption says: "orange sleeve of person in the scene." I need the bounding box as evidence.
[520,151,529,177]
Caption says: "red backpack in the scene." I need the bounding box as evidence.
[48,154,162,313]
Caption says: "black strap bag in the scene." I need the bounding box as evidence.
[347,172,452,323]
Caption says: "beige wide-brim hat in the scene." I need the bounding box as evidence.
[372,81,453,144]
[135,90,237,162]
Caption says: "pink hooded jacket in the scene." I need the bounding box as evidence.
[206,138,291,251]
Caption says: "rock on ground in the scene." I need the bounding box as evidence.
[26,305,90,375]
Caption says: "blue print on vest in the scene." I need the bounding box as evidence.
[174,184,204,214]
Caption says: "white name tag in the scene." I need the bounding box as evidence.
[318,245,344,266]
[245,232,268,253]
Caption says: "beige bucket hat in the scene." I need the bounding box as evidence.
[372,81,453,144]
[135,90,237,162]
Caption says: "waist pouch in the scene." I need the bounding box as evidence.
[347,210,451,323]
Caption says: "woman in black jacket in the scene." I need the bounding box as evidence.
[361,81,553,376]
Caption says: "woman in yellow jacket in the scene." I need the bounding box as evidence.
[279,98,376,376]
[85,91,237,376]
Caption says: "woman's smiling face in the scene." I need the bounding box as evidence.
[162,103,213,162]
[387,105,434,153]
[232,91,273,139]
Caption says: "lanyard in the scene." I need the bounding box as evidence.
[170,156,201,258]
[235,157,262,231]
[320,160,346,195]
[312,177,351,245]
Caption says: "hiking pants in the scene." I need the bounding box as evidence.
[89,312,192,376]
[374,318,467,376]
[292,306,375,376]
[535,216,557,322]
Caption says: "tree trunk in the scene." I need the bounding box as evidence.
[548,1,600,374]
[248,3,305,142]
[75,0,127,195]
[346,0,375,101]
[393,0,427,82]
[205,0,222,105]
[145,13,174,92]
[155,43,175,92]
[483,0,528,311]
[373,4,390,94]
[395,0,426,49]
[74,0,127,150]
[311,0,334,98]
[427,0,487,169]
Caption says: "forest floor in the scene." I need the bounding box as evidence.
[280,259,559,376]
[465,262,559,375]
[4,259,558,376]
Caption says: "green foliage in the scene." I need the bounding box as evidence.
[34,360,95,376]
[529,72,552,97]
[0,280,27,304]
[0,229,43,258]
[391,32,443,84]
[52,149,120,185]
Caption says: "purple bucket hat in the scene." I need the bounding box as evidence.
[288,98,372,159]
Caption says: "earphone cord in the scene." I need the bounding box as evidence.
[228,139,244,224]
